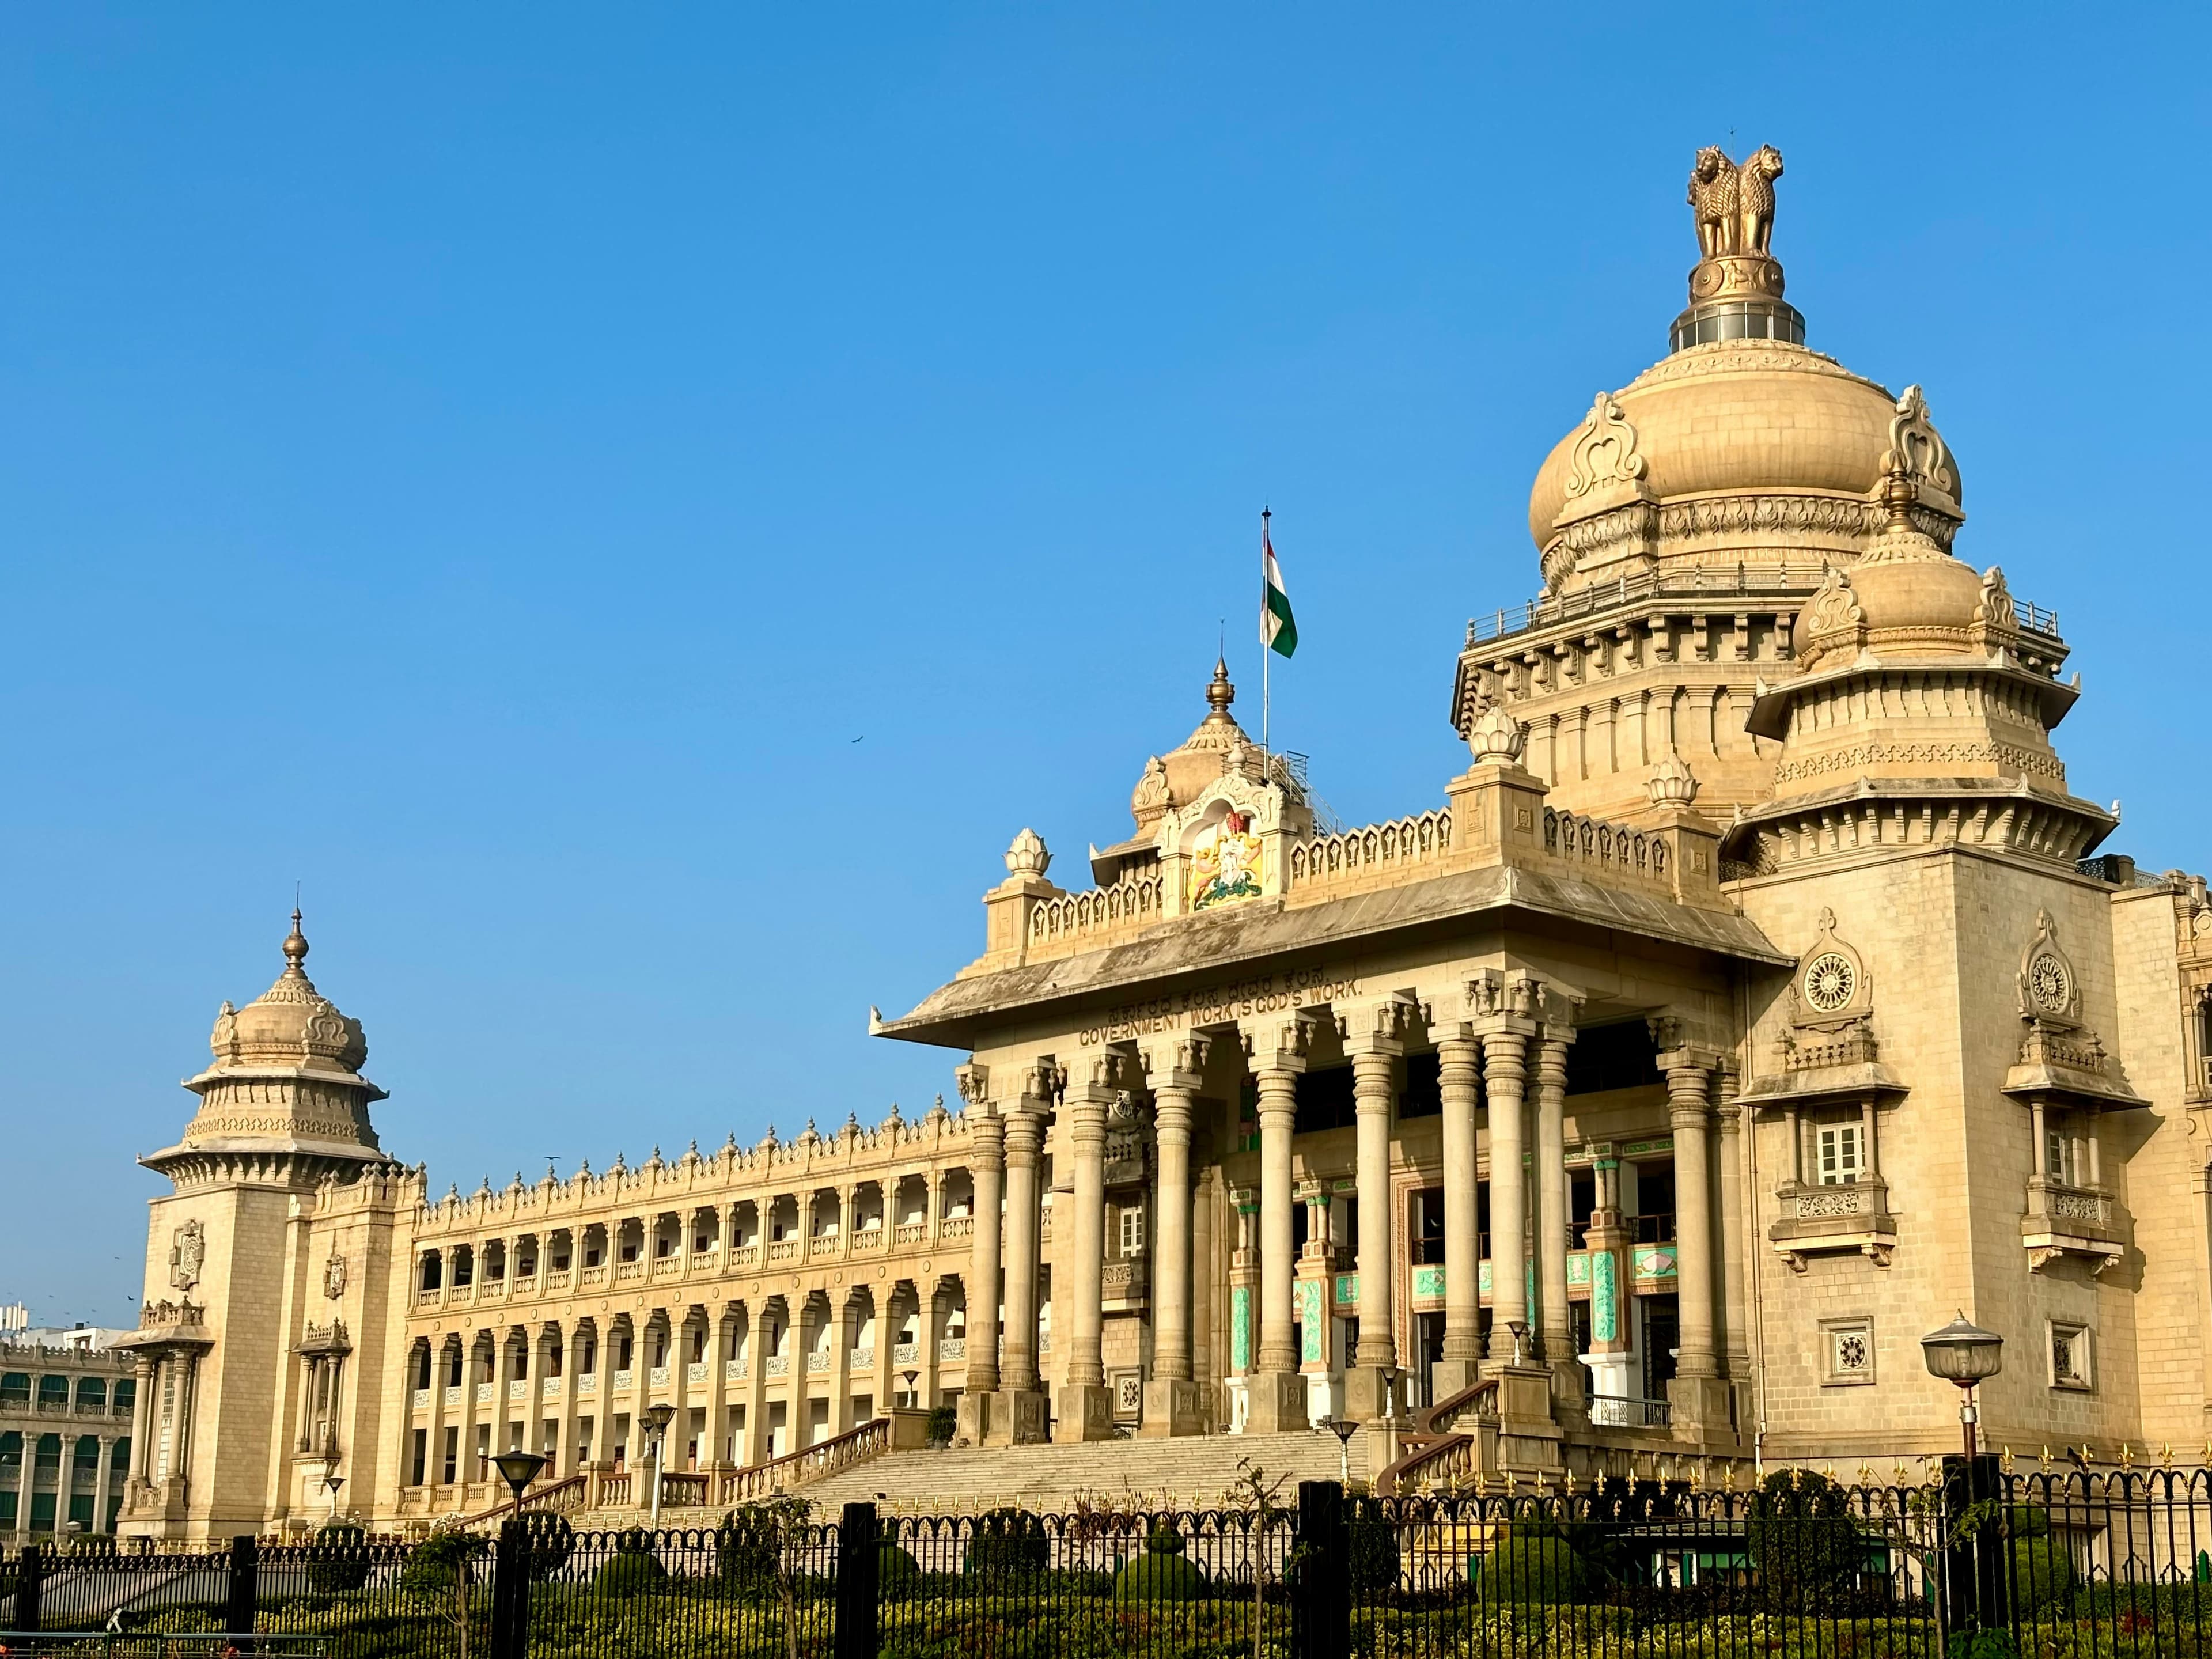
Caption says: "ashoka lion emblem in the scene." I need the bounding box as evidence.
[1189,808,1263,912]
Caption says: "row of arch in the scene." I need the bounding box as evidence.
[417,1171,987,1293]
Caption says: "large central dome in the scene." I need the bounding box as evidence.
[1520,147,1964,599]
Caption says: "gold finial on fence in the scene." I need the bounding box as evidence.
[1857,1464,1874,1488]
[2120,1443,2135,1471]
[1821,1464,1836,1486]
[2039,1446,2051,1471]
[1563,1468,1577,1497]
[1724,1461,1738,1492]
[1505,1469,1518,1496]
[2162,1443,2175,1469]
[1894,1464,1908,1486]
[2001,1447,2014,1475]
[1474,1469,1489,1497]
[1790,1465,1804,1491]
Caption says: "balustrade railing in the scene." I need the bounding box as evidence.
[1587,1392,1673,1430]
[1288,810,1452,888]
[1543,806,1668,881]
[1028,870,1163,950]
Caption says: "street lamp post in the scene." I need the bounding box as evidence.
[1505,1319,1527,1369]
[1920,1313,2005,1460]
[641,1404,677,1529]
[1318,1416,1359,1487]
[320,1453,346,1526]
[902,1369,920,1411]
[491,1450,547,1522]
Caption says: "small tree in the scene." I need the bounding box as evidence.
[400,1523,488,1659]
[1227,1458,1289,1659]
[719,1494,814,1659]
[306,1521,372,1594]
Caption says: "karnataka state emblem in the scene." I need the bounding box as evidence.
[1190,809,1263,911]
[169,1219,206,1291]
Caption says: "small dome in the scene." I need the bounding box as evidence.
[209,910,369,1075]
[1128,658,1302,832]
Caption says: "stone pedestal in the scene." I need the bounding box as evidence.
[885,1407,934,1451]
[1240,1369,1309,1434]
[1054,1382,1115,1443]
[1138,1377,1207,1438]
[1666,1374,1736,1445]
[986,1387,1050,1446]
[1343,1364,1395,1425]
[1429,1358,1481,1400]
[1493,1363,1555,1426]
[954,1391,994,1446]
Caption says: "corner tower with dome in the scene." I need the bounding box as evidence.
[110,152,2212,1539]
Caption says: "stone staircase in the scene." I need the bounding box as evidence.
[798,1427,1367,1516]
[554,1428,1367,1530]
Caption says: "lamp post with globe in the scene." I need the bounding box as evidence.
[1920,1313,2004,1460]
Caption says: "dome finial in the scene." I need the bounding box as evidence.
[282,904,309,973]
[1206,656,1235,718]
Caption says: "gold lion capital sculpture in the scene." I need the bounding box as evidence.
[1688,144,1785,259]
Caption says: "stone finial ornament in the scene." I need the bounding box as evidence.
[1881,385,1956,495]
[1563,392,1647,500]
[1466,703,1527,766]
[1004,827,1051,879]
[1647,751,1700,808]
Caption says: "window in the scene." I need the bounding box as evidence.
[2046,1128,2078,1186]
[441,1427,458,1484]
[1,1374,29,1408]
[1118,1206,1145,1257]
[410,1429,427,1487]
[2050,1323,2092,1390]
[1817,1123,1863,1185]
[1821,1317,1876,1385]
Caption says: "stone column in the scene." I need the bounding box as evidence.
[1344,1009,1407,1423]
[830,1295,855,1435]
[92,1435,112,1535]
[1658,1038,1730,1440]
[1714,1062,1751,1389]
[1479,1019,1532,1360]
[964,1106,1009,1407]
[557,1324,584,1475]
[1434,1028,1483,1395]
[128,1354,154,1487]
[1577,1148,1634,1411]
[704,1312,733,1472]
[456,1332,484,1486]
[1245,1026,1308,1433]
[921,1284,946,1414]
[1533,1022,1579,1411]
[995,1077,1050,1444]
[1141,1035,1207,1437]
[1226,1185,1259,1387]
[1056,1060,1115,1442]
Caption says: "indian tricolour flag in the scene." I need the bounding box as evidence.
[1260,513,1298,658]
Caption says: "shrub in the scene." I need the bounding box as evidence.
[1347,1498,1402,1596]
[517,1510,576,1581]
[876,1539,920,1598]
[1482,1531,1586,1604]
[595,1533,666,1596]
[926,1407,957,1446]
[1746,1469,1862,1609]
[307,1522,372,1593]
[399,1527,486,1597]
[1116,1554,1206,1602]
[965,1507,1048,1580]
[2009,1507,2075,1612]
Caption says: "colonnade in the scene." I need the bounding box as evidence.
[955,976,1747,1443]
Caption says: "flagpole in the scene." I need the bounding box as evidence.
[1260,506,1271,778]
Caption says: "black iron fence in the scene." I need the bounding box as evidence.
[6,1463,2212,1656]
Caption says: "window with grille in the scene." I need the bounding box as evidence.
[1817,1123,1863,1185]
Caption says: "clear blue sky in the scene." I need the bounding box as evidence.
[3,6,2206,1326]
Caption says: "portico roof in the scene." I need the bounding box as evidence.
[878,861,1789,1050]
